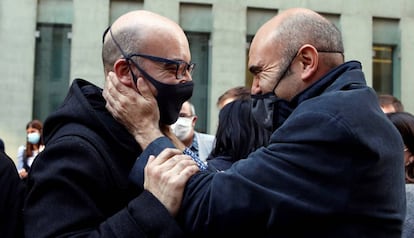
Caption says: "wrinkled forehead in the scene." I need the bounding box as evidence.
[248,32,282,69]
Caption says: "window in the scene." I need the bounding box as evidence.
[373,45,394,93]
[33,23,72,121]
[186,33,210,133]
[372,17,400,96]
[180,3,212,133]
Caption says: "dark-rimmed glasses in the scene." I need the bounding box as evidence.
[128,53,195,80]
[105,26,195,80]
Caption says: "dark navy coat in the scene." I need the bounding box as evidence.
[131,61,406,237]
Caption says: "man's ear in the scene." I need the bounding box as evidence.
[191,116,198,127]
[297,44,318,82]
[113,58,135,87]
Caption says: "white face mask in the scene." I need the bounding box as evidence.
[171,117,193,141]
[27,132,40,145]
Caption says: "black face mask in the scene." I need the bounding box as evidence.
[250,52,296,132]
[107,27,193,125]
[251,93,293,132]
[130,63,193,125]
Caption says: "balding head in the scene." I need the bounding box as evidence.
[249,8,345,99]
[102,10,190,74]
[252,8,343,70]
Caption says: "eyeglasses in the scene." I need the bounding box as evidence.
[179,113,193,118]
[128,53,195,80]
[106,26,195,80]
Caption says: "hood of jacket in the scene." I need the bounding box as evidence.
[42,78,141,157]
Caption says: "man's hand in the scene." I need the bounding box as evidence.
[144,148,199,216]
[103,72,163,149]
[18,168,28,179]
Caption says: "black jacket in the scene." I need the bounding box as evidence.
[24,79,184,237]
[0,151,25,238]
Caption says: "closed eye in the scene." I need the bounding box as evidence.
[164,62,179,70]
[249,65,262,76]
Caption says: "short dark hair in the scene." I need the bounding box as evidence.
[216,86,251,108]
[102,27,141,73]
[378,94,404,112]
[387,112,414,182]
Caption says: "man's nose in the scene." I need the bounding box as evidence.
[178,75,192,84]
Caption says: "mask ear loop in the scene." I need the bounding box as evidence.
[271,73,283,95]
[108,27,139,88]
[271,50,298,95]
[102,26,110,44]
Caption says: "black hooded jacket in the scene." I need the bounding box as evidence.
[0,151,25,238]
[23,79,184,237]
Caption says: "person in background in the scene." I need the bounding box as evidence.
[208,87,270,171]
[387,112,414,183]
[0,150,25,238]
[170,100,215,162]
[386,111,414,238]
[216,86,251,109]
[378,93,404,113]
[206,99,271,171]
[16,119,45,180]
[103,7,406,237]
[23,10,201,237]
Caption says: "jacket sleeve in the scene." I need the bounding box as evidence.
[129,136,176,191]
[128,137,208,190]
[16,145,25,170]
[24,135,184,238]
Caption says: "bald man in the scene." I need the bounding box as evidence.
[23,10,199,237]
[104,8,405,237]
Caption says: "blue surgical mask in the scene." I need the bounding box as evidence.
[27,132,41,145]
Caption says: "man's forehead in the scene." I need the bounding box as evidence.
[249,39,279,71]
[180,102,191,113]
